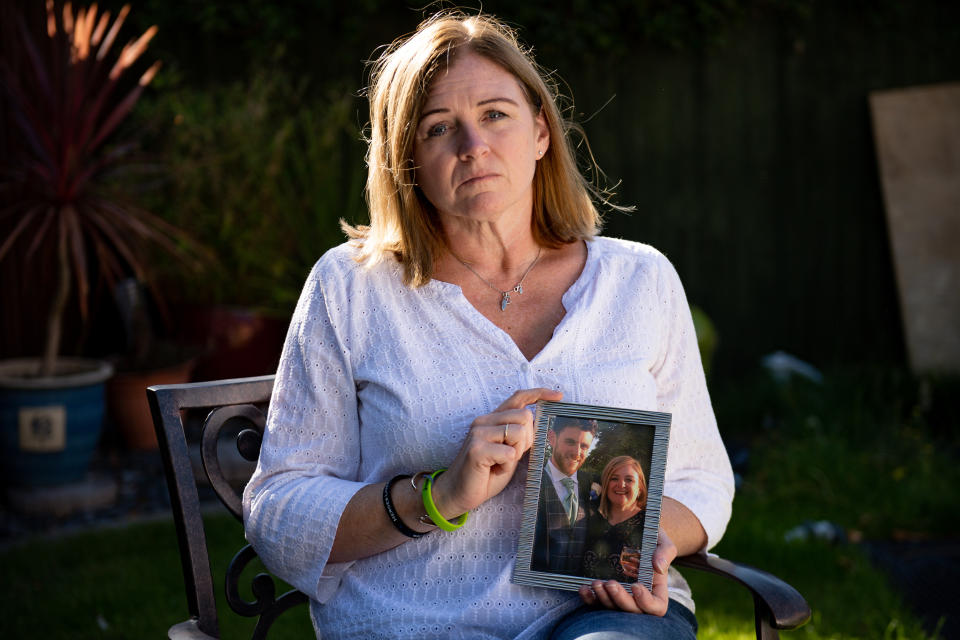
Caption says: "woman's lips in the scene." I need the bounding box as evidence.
[460,173,496,187]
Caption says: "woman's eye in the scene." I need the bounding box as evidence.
[487,110,506,121]
[427,123,448,137]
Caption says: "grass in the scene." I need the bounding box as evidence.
[692,366,959,639]
[1,513,314,639]
[2,366,956,639]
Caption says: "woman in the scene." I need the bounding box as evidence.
[582,456,648,583]
[243,11,734,640]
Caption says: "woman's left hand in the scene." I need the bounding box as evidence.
[578,528,677,616]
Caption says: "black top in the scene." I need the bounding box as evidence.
[581,510,646,582]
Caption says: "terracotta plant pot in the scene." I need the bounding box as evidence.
[106,358,195,450]
[176,305,288,382]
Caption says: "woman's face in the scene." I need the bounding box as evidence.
[606,464,641,510]
[413,50,549,230]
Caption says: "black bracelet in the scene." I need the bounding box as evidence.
[383,474,426,539]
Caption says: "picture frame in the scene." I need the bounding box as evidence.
[512,401,671,593]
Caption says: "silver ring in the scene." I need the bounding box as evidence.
[503,423,510,441]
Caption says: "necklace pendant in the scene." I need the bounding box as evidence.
[500,292,511,311]
[514,284,523,294]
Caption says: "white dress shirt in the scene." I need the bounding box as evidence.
[545,457,578,507]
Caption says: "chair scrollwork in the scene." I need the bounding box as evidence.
[226,544,310,640]
[200,404,266,520]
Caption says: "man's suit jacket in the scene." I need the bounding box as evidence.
[531,468,596,575]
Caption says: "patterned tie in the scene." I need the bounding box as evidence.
[560,476,578,526]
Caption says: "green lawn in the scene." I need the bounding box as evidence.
[2,367,955,639]
[2,513,314,639]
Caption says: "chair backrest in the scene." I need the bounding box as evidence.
[147,375,307,639]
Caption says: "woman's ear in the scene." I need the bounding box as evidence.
[535,108,550,157]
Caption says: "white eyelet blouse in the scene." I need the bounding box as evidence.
[243,236,735,640]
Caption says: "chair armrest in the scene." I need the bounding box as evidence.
[675,551,811,630]
[168,619,217,640]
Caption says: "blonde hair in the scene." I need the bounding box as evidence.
[598,455,647,519]
[343,11,615,286]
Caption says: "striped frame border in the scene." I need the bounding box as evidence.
[512,400,672,594]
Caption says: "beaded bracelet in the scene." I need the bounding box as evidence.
[421,468,469,532]
[382,475,427,539]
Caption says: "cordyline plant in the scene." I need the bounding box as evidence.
[0,2,198,377]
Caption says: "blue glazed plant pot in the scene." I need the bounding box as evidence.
[0,358,114,487]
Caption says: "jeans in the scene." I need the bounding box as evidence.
[549,601,698,640]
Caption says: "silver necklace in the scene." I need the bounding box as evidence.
[454,247,543,311]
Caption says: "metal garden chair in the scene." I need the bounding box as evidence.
[148,375,811,639]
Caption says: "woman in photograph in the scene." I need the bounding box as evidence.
[582,456,649,583]
[243,10,734,640]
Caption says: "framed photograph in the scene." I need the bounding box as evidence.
[512,401,671,593]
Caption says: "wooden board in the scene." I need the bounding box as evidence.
[869,83,960,373]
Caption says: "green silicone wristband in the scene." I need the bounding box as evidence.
[421,468,469,532]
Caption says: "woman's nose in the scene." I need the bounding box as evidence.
[457,124,489,160]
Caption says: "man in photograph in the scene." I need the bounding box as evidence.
[532,418,598,575]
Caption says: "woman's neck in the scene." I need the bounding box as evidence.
[436,217,541,283]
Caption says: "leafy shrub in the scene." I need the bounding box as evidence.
[138,68,367,312]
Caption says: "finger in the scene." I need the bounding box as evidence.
[590,580,640,613]
[498,419,534,452]
[494,387,562,412]
[578,584,597,605]
[590,580,616,609]
[649,550,671,604]
[472,408,535,430]
[467,438,523,468]
[467,423,528,459]
[630,581,668,617]
[652,528,678,575]
[473,410,536,452]
[599,580,641,613]
[500,422,522,447]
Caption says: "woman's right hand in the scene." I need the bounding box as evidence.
[430,388,562,519]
